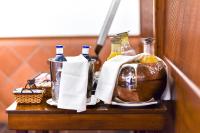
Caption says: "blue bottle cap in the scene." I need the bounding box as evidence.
[82,45,90,48]
[56,45,63,48]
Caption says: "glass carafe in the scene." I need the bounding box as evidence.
[140,38,158,63]
[117,32,136,56]
[107,36,122,60]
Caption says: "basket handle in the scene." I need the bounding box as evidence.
[21,87,34,94]
[20,80,37,94]
[27,79,37,89]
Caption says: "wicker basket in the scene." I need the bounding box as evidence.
[33,73,52,98]
[13,84,44,104]
[36,81,52,99]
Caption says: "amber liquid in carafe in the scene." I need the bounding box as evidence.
[140,38,158,63]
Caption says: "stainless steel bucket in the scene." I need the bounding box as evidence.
[87,59,96,100]
[49,57,96,103]
[48,58,64,102]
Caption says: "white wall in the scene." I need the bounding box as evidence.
[0,0,140,37]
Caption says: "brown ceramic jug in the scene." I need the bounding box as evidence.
[113,61,167,102]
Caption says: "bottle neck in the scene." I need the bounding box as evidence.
[143,44,151,54]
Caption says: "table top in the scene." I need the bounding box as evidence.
[6,100,167,114]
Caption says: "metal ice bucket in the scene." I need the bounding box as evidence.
[48,58,64,102]
[87,59,96,100]
[48,58,96,103]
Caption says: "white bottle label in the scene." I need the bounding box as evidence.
[56,48,63,55]
[82,48,89,54]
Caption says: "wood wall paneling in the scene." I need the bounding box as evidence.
[154,0,165,56]
[164,0,200,87]
[176,0,200,87]
[141,0,154,37]
[156,0,200,133]
[165,57,200,133]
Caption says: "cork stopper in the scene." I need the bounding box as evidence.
[143,37,154,45]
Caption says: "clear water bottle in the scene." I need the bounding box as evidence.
[82,45,91,61]
[54,45,67,61]
[50,44,66,103]
[81,44,93,100]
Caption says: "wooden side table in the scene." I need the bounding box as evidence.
[6,101,167,132]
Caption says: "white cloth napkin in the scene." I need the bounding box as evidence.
[95,54,171,104]
[95,55,137,104]
[57,55,89,112]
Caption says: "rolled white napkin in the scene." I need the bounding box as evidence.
[95,54,171,104]
[57,55,89,112]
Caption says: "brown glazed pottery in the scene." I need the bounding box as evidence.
[113,61,167,102]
